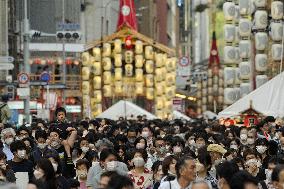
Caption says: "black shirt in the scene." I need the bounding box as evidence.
[7,159,34,181]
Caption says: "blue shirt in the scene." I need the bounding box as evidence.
[2,144,14,161]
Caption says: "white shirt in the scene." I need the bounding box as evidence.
[158,179,190,189]
[2,144,13,161]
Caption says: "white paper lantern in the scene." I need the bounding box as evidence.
[114,54,122,67]
[234,68,241,85]
[92,104,102,116]
[125,50,134,64]
[202,97,207,105]
[224,88,237,105]
[135,55,143,68]
[136,69,143,82]
[202,88,207,95]
[239,40,251,59]
[208,96,213,103]
[255,32,268,51]
[114,68,123,81]
[272,44,282,61]
[219,78,224,86]
[145,74,154,87]
[92,47,101,61]
[164,100,173,110]
[271,1,283,20]
[92,76,101,90]
[155,53,164,67]
[197,91,202,98]
[145,60,154,74]
[224,24,236,42]
[256,75,268,88]
[224,67,235,86]
[255,54,268,72]
[202,81,207,88]
[156,97,164,109]
[270,22,283,41]
[208,78,213,87]
[218,87,224,95]
[125,64,133,77]
[165,87,175,99]
[208,87,213,94]
[239,19,252,37]
[114,81,123,93]
[197,100,202,107]
[92,62,101,76]
[145,46,154,60]
[235,26,239,43]
[239,62,251,80]
[82,67,90,81]
[82,81,90,95]
[103,71,112,84]
[235,5,240,20]
[223,2,235,21]
[213,84,219,94]
[146,88,154,100]
[135,40,143,54]
[239,0,250,15]
[254,0,267,8]
[155,68,163,82]
[218,96,224,104]
[103,85,112,97]
[113,39,122,54]
[156,110,164,119]
[202,105,207,112]
[240,83,252,97]
[207,69,213,78]
[155,84,164,96]
[234,88,241,101]
[102,43,111,57]
[219,70,224,77]
[224,46,236,64]
[166,58,175,72]
[254,10,268,30]
[103,57,111,71]
[93,90,102,103]
[161,67,167,81]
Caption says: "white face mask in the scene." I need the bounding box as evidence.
[77,170,88,178]
[81,146,89,153]
[265,169,272,182]
[38,143,47,150]
[5,138,14,145]
[240,134,248,140]
[136,143,145,149]
[141,131,149,138]
[50,141,60,148]
[34,170,44,180]
[247,138,255,145]
[188,140,196,146]
[173,146,182,153]
[256,145,267,154]
[230,145,238,150]
[17,150,26,159]
[52,163,58,172]
[106,161,117,171]
[133,157,145,167]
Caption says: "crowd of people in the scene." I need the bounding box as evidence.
[1,101,284,189]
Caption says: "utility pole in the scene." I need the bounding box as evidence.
[23,0,30,123]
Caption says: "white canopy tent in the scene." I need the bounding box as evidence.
[96,100,157,120]
[218,72,284,118]
[173,110,192,121]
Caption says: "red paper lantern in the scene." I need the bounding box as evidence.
[34,58,41,65]
[66,58,72,65]
[47,59,53,65]
[70,98,76,104]
[125,36,132,49]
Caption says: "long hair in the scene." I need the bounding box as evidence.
[36,158,57,189]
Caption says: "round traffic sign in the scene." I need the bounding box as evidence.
[40,72,51,82]
[179,57,190,67]
[17,72,29,84]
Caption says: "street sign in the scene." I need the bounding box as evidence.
[0,56,14,63]
[40,72,51,82]
[0,63,14,70]
[179,56,190,67]
[17,88,30,97]
[18,72,29,84]
[57,23,80,30]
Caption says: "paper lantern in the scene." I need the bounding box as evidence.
[93,90,102,103]
[93,104,102,116]
[156,110,164,119]
[207,78,213,87]
[271,1,283,20]
[197,91,202,98]
[197,82,202,89]
[224,46,236,64]
[239,62,251,80]
[135,40,143,54]
[165,73,175,86]
[165,87,175,99]
[256,75,268,88]
[255,54,267,72]
[213,84,218,94]
[155,84,164,96]
[239,0,250,15]
[125,64,133,77]
[103,57,111,71]
[161,67,167,81]
[254,11,268,30]
[136,69,143,82]
[224,24,236,42]
[125,50,134,64]
[255,32,268,51]
[155,53,164,67]
[218,87,224,95]
[270,22,283,41]
[218,96,224,104]
[223,2,235,21]
[239,40,251,59]
[145,60,154,74]
[113,39,122,54]
[235,26,239,43]
[239,19,252,37]
[136,82,144,95]
[92,62,101,76]
[146,88,154,100]
[224,88,237,105]
[164,100,172,110]
[82,81,90,95]
[155,97,164,109]
[102,43,111,57]
[114,81,123,93]
[135,55,143,68]
[219,69,224,77]
[82,52,90,65]
[103,85,112,97]
[272,44,282,61]
[213,76,219,84]
[114,68,123,81]
[93,76,101,90]
[240,83,252,97]
[219,78,224,86]
[114,54,122,67]
[208,87,213,94]
[208,96,213,103]
[82,95,89,108]
[82,67,90,81]
[234,5,240,20]
[73,60,80,65]
[202,105,207,112]
[254,0,266,8]
[41,59,47,65]
[92,47,101,61]
[202,81,207,88]
[103,71,112,84]
[155,68,163,82]
[234,68,241,85]
[145,46,154,60]
[57,58,63,65]
[202,88,207,95]
[166,58,175,72]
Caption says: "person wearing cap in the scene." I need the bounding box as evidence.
[207,144,227,179]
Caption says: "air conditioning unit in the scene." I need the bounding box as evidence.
[239,19,252,37]
[224,67,236,86]
[240,83,252,97]
[239,0,250,15]
[114,54,122,67]
[255,32,268,51]
[125,64,133,77]
[271,1,283,20]
[125,50,134,64]
[82,67,90,81]
[135,55,143,68]
[224,46,236,64]
[254,0,267,8]
[254,10,268,30]
[145,60,154,74]
[92,48,101,61]
[92,62,101,76]
[239,61,252,80]
[224,88,237,105]
[102,57,111,71]
[255,54,268,72]
[224,24,236,43]
[102,43,111,57]
[145,46,154,60]
[113,39,122,54]
[272,44,282,61]
[135,40,143,54]
[93,76,101,89]
[239,40,251,59]
[234,67,241,85]
[256,75,268,88]
[223,2,235,21]
[270,22,283,42]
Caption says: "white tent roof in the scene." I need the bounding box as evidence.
[96,100,157,120]
[218,72,284,118]
[203,111,218,119]
[173,110,192,121]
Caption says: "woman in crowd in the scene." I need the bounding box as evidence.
[161,155,177,182]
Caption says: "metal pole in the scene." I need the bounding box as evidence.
[23,0,30,123]
[62,0,66,108]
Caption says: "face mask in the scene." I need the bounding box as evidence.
[196,143,204,149]
[38,143,47,150]
[133,157,145,167]
[81,146,89,153]
[5,138,14,145]
[230,145,238,150]
[128,138,135,144]
[239,167,243,170]
[106,161,117,171]
[17,150,26,159]
[34,170,44,180]
[159,146,167,154]
[173,146,182,153]
[77,170,88,178]
[136,143,145,149]
[160,134,166,138]
[240,134,248,140]
[265,169,272,181]
[141,131,149,138]
[50,141,60,148]
[52,163,58,172]
[82,130,88,137]
[88,126,94,130]
[247,138,255,145]
[188,140,196,146]
[256,145,267,154]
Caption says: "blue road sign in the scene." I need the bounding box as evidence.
[40,72,51,83]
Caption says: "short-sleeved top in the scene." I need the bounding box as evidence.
[7,159,34,181]
[128,168,153,189]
